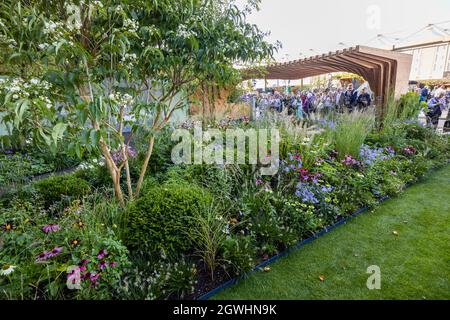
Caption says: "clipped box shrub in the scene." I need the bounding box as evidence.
[34,174,91,207]
[123,181,212,256]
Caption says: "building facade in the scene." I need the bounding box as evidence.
[393,36,450,83]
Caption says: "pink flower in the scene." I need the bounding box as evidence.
[35,246,63,262]
[79,259,90,266]
[47,246,63,258]
[402,146,416,155]
[110,261,117,267]
[42,224,60,234]
[90,273,100,285]
[342,155,358,166]
[35,251,51,263]
[99,261,108,270]
[97,249,107,260]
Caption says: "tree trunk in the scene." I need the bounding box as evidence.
[135,135,155,197]
[122,143,133,200]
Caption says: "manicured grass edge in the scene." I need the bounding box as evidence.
[196,162,450,300]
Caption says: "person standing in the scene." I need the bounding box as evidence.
[426,92,445,129]
[357,87,372,110]
[418,84,428,103]
[343,84,357,112]
[335,88,344,112]
[296,95,303,120]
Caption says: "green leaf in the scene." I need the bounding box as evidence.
[14,99,29,128]
[90,129,100,145]
[51,122,68,143]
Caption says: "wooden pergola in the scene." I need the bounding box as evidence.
[243,45,413,116]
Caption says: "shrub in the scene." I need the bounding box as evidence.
[34,174,91,207]
[123,181,212,256]
[164,165,234,199]
[221,235,256,276]
[240,191,298,254]
[74,165,112,189]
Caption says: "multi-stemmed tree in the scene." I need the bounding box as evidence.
[0,0,276,206]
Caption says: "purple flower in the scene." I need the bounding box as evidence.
[35,247,63,262]
[110,261,117,267]
[111,146,138,165]
[342,155,358,166]
[295,183,319,204]
[97,249,107,260]
[99,261,108,270]
[79,259,90,266]
[47,246,63,258]
[320,185,334,193]
[35,252,51,263]
[255,179,263,185]
[402,146,416,155]
[90,273,100,284]
[42,224,60,234]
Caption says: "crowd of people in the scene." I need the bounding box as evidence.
[414,83,450,128]
[242,81,450,130]
[251,83,373,119]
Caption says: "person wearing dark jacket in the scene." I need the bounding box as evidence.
[357,88,372,110]
[426,92,444,129]
[343,84,358,112]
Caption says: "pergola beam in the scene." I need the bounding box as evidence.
[242,45,413,109]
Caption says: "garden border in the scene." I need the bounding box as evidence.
[196,163,448,300]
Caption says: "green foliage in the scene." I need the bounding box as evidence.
[118,257,197,300]
[123,181,212,256]
[221,235,256,276]
[332,111,375,160]
[0,199,129,300]
[382,92,422,130]
[241,191,298,254]
[164,164,234,200]
[185,203,230,279]
[34,174,91,207]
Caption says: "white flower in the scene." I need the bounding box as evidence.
[30,78,39,85]
[12,94,19,100]
[93,1,104,8]
[43,21,58,34]
[0,265,16,276]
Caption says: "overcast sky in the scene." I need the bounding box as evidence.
[237,0,450,61]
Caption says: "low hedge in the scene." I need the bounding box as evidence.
[33,174,91,207]
[122,181,212,256]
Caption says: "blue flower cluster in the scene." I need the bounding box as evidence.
[282,153,303,173]
[295,183,334,204]
[359,144,394,166]
[295,183,319,204]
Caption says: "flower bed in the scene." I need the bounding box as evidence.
[1,113,449,300]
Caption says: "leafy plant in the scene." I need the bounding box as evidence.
[186,202,230,279]
[33,174,91,208]
[122,181,212,256]
[332,110,375,160]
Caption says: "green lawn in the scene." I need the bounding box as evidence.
[214,165,450,300]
